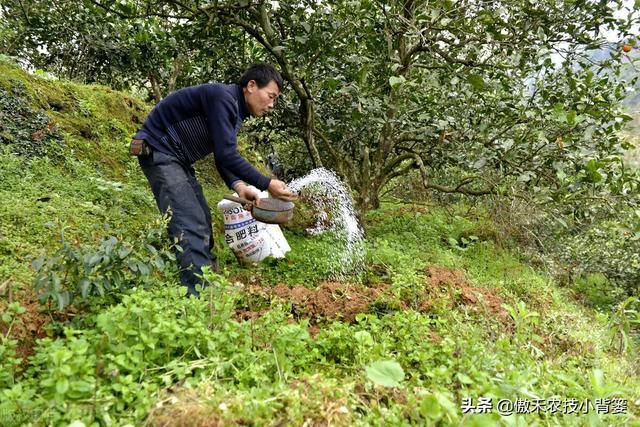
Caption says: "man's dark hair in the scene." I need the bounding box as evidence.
[240,64,284,91]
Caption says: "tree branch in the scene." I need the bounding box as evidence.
[411,153,496,196]
[314,128,355,179]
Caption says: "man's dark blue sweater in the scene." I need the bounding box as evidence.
[134,83,271,190]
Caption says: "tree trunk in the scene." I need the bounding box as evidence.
[355,193,368,220]
[370,192,381,209]
[300,97,323,168]
[149,74,162,103]
[356,182,382,212]
[167,54,184,94]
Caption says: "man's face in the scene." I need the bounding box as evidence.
[243,80,280,117]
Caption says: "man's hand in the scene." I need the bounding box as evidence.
[268,179,296,201]
[232,181,259,204]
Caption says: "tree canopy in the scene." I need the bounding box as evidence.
[2,0,638,214]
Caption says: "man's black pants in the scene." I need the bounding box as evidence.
[138,149,216,297]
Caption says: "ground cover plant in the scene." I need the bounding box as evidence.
[0,37,639,427]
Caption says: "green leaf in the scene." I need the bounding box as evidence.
[365,360,404,387]
[137,262,151,275]
[325,78,339,90]
[118,246,132,259]
[56,378,69,395]
[88,253,102,266]
[584,159,603,183]
[389,76,406,89]
[552,104,566,123]
[585,159,600,172]
[537,26,546,39]
[420,394,443,418]
[518,171,534,182]
[32,257,45,271]
[356,65,368,84]
[354,330,374,346]
[473,158,487,169]
[152,256,164,270]
[591,368,604,395]
[467,74,484,91]
[585,70,594,85]
[78,279,90,298]
[456,372,473,384]
[57,291,70,310]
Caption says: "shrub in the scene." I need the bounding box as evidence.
[32,218,176,310]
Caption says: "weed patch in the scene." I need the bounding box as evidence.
[422,265,511,325]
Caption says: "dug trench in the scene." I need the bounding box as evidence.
[0,285,51,364]
[234,265,515,335]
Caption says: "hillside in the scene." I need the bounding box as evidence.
[0,58,639,426]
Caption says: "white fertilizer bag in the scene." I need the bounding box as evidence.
[216,189,291,263]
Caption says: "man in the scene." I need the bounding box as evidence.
[133,64,294,297]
